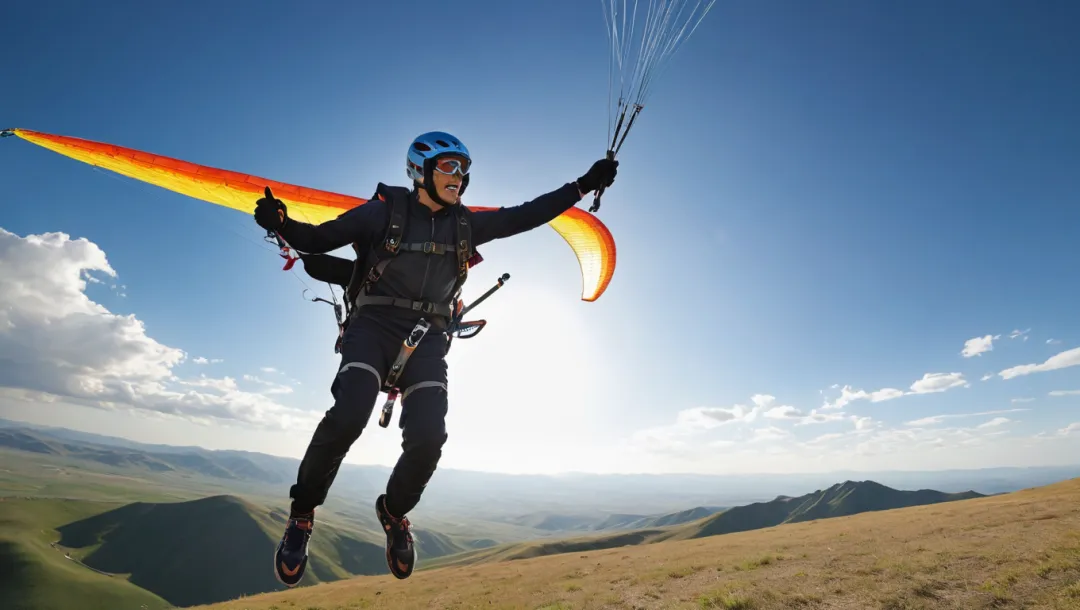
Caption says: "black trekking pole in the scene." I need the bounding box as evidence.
[456,273,510,322]
[446,273,510,351]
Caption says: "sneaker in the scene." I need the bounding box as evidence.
[375,494,416,579]
[274,514,313,587]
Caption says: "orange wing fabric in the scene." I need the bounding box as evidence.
[5,128,616,301]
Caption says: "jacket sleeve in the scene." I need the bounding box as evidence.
[300,254,355,288]
[276,201,387,254]
[470,182,583,246]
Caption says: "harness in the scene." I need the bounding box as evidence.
[349,183,479,321]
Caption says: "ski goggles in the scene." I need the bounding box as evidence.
[433,156,471,176]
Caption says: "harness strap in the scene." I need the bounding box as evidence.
[397,241,457,255]
[353,294,452,318]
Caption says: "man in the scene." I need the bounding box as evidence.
[254,131,617,585]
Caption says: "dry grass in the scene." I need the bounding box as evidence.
[194,478,1080,610]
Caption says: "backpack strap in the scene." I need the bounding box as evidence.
[348,183,410,305]
[450,204,476,304]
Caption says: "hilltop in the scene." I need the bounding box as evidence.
[193,477,1080,610]
[422,480,983,569]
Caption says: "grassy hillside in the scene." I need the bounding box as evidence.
[0,485,483,608]
[191,477,1080,610]
[421,480,982,570]
[50,493,481,606]
[0,498,172,610]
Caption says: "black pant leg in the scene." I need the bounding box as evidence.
[382,330,450,518]
[289,316,393,516]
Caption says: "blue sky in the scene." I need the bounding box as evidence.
[1,0,1079,475]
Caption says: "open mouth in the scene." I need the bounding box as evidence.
[444,183,460,193]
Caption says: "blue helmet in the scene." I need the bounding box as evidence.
[406,131,471,182]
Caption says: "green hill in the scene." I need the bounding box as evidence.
[51,494,408,606]
[0,498,172,610]
[424,480,984,570]
[685,479,984,538]
[0,491,479,608]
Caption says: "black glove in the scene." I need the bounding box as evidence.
[254,186,288,232]
[576,158,619,194]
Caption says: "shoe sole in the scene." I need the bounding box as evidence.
[273,541,306,588]
[386,544,418,580]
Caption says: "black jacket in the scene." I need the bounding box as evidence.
[281,182,583,327]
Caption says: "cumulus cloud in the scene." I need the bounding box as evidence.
[821,372,967,411]
[193,357,223,365]
[909,372,968,394]
[821,385,905,410]
[0,227,314,430]
[629,410,1049,473]
[998,346,1080,380]
[962,334,999,358]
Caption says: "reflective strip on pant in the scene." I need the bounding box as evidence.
[339,361,382,388]
[403,381,447,403]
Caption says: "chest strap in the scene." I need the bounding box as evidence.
[397,242,458,255]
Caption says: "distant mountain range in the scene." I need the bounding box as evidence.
[3,415,1078,517]
[423,479,985,568]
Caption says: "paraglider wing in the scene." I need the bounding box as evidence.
[4,128,616,301]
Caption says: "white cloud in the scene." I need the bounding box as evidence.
[0,227,317,431]
[1011,397,1035,403]
[1049,390,1080,397]
[797,410,848,426]
[751,426,791,442]
[1047,338,1062,345]
[1009,328,1031,341]
[764,405,803,419]
[962,334,999,358]
[1056,423,1080,436]
[998,346,1080,380]
[821,385,905,410]
[821,372,967,411]
[904,408,1029,427]
[624,411,1069,474]
[193,357,223,365]
[977,417,1011,429]
[242,374,295,395]
[851,416,875,431]
[981,374,993,382]
[909,372,968,394]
